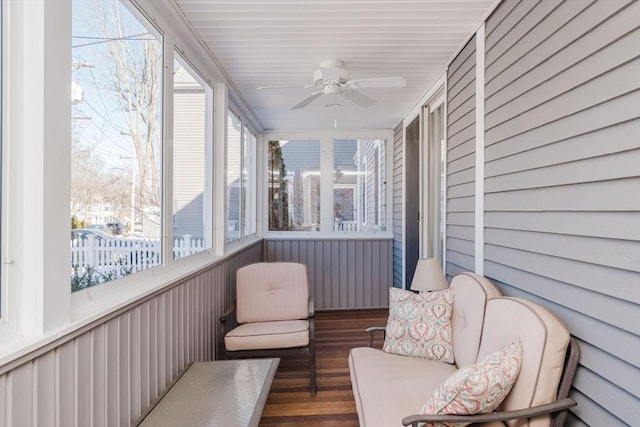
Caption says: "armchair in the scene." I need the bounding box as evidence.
[219,262,317,396]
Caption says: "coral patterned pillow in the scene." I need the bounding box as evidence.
[382,287,454,363]
[421,338,523,427]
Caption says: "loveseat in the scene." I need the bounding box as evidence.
[348,273,579,427]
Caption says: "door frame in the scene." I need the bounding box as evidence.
[422,91,446,264]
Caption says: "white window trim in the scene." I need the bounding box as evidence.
[0,0,72,351]
[422,91,446,263]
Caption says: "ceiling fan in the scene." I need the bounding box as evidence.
[257,59,407,110]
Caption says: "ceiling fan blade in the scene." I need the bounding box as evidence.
[257,84,313,90]
[349,76,407,89]
[342,90,376,108]
[291,91,323,110]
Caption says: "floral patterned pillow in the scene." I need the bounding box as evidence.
[421,338,523,427]
[382,287,454,363]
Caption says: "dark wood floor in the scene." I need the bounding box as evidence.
[259,308,388,426]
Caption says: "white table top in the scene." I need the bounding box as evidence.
[137,358,279,427]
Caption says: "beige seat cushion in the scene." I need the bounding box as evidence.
[450,273,502,367]
[349,347,457,427]
[225,319,309,351]
[236,262,309,323]
[478,298,570,427]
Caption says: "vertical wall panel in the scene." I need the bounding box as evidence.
[57,341,75,427]
[0,241,262,427]
[118,313,131,427]
[446,35,477,278]
[105,320,118,427]
[9,363,32,427]
[482,0,640,425]
[129,307,141,424]
[76,334,92,427]
[138,302,150,413]
[264,238,393,309]
[0,374,6,426]
[34,353,55,427]
[92,325,106,427]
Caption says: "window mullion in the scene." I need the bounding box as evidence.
[320,136,333,233]
[163,41,174,265]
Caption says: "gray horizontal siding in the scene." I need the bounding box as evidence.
[0,242,263,427]
[446,34,476,278]
[264,238,392,309]
[392,123,403,288]
[174,92,206,238]
[482,0,640,425]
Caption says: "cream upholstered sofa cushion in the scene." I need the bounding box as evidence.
[450,273,503,368]
[477,298,570,427]
[224,319,309,351]
[349,347,458,427]
[236,262,309,323]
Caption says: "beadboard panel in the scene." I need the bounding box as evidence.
[483,0,640,425]
[0,242,262,427]
[264,238,392,309]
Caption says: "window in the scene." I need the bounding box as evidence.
[268,140,321,232]
[226,110,256,242]
[243,126,257,237]
[334,139,386,231]
[172,54,213,259]
[266,135,389,234]
[71,0,162,291]
[226,110,242,241]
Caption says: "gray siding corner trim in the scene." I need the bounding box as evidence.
[392,123,404,288]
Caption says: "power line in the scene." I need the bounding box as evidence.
[72,32,153,49]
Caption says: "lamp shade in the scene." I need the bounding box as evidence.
[410,258,449,292]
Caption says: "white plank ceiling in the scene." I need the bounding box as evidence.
[171,0,496,131]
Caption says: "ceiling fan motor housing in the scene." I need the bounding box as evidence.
[313,66,350,86]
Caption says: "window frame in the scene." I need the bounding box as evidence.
[172,50,214,259]
[262,130,393,239]
[224,106,258,251]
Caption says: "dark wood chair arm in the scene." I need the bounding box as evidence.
[401,398,577,427]
[365,326,386,347]
[219,301,236,323]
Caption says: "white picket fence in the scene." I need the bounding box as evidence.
[70,235,205,278]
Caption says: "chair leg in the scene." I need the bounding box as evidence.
[309,343,317,396]
[309,319,317,396]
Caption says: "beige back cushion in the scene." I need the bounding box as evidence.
[236,262,309,323]
[478,298,570,427]
[451,273,502,368]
